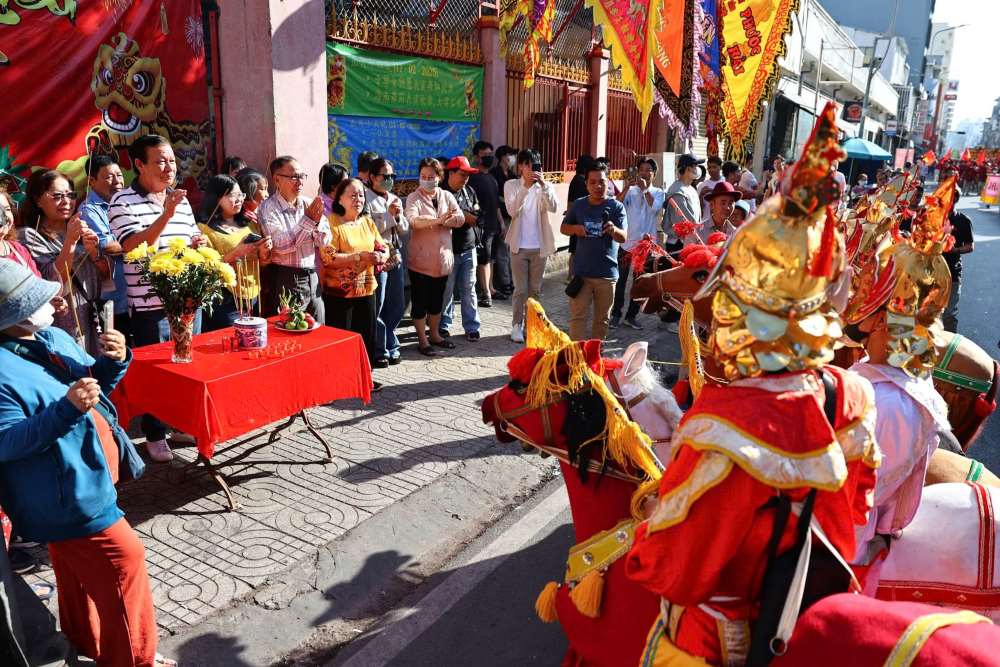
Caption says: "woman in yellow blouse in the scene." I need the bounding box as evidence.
[198,175,272,330]
[321,178,389,378]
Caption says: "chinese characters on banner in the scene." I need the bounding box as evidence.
[586,0,665,125]
[718,0,798,162]
[327,43,482,178]
[0,1,211,199]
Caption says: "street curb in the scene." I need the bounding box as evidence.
[156,442,559,666]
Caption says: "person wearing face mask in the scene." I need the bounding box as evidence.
[18,169,103,355]
[403,158,464,356]
[468,142,504,310]
[0,261,175,667]
[489,145,518,300]
[365,158,409,367]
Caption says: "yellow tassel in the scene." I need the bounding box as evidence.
[679,300,705,399]
[630,478,661,521]
[570,570,605,619]
[535,581,560,623]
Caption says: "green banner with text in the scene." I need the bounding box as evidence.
[327,42,483,123]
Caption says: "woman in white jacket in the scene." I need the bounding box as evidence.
[502,149,557,343]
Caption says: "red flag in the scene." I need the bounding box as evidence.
[961,148,972,162]
[922,150,937,166]
[977,150,987,166]
[942,148,953,161]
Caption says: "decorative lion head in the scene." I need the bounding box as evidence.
[91,32,165,137]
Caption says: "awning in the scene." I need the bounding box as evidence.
[841,138,892,160]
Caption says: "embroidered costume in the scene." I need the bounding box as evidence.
[625,104,881,665]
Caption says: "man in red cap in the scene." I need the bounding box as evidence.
[440,156,482,341]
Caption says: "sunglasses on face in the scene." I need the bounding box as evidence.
[47,191,78,202]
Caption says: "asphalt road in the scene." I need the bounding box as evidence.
[954,196,1000,469]
[326,196,1000,666]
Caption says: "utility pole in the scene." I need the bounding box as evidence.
[857,36,882,141]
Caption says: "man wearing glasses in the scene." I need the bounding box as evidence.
[110,134,204,462]
[258,156,329,322]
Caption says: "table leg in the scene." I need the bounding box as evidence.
[197,454,241,511]
[300,410,334,462]
[267,413,300,445]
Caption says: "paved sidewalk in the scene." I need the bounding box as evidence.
[18,269,682,664]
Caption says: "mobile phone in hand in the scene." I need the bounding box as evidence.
[532,162,542,173]
[100,301,115,333]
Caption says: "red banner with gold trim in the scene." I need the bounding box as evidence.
[718,0,798,162]
[586,0,664,125]
[0,1,212,199]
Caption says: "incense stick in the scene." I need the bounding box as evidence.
[62,261,83,342]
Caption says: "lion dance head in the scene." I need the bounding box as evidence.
[91,32,165,138]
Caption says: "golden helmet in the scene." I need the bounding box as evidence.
[881,176,956,377]
[698,102,846,380]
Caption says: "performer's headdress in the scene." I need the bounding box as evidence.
[697,102,846,380]
[881,176,956,377]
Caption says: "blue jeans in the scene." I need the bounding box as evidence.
[376,264,406,360]
[130,307,203,441]
[441,248,480,334]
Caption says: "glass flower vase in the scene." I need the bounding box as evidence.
[168,311,196,363]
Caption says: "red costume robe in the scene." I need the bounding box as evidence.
[626,367,880,665]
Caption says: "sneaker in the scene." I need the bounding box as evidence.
[388,356,402,366]
[145,439,174,463]
[438,329,451,338]
[8,549,36,575]
[466,332,481,342]
[371,358,390,369]
[609,316,621,329]
[511,324,525,343]
[11,536,39,550]
[623,318,643,330]
[664,322,679,334]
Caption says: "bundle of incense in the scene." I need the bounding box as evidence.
[63,261,83,341]
[255,258,261,317]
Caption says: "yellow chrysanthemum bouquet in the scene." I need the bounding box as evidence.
[125,238,237,362]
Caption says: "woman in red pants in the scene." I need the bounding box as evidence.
[0,262,173,667]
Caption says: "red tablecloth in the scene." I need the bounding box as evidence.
[112,321,372,458]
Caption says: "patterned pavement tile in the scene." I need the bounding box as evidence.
[20,276,680,633]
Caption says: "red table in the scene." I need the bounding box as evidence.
[112,320,372,508]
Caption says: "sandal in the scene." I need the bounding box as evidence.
[155,653,178,667]
[417,345,438,357]
[430,339,456,349]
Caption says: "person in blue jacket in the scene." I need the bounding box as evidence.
[0,262,173,667]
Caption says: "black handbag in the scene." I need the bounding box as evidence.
[747,370,851,665]
[0,339,145,482]
[565,275,585,298]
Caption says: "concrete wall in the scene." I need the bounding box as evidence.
[219,0,329,177]
[818,0,934,89]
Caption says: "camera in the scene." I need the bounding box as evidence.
[584,219,604,237]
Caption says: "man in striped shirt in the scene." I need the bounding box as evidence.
[257,156,329,322]
[110,134,203,462]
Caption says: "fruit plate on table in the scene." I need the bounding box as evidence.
[274,320,320,333]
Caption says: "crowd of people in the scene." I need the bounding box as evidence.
[0,123,990,665]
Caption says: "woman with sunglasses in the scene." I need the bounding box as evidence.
[365,158,408,367]
[197,175,273,330]
[17,170,103,354]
